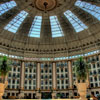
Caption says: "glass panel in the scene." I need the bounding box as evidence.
[64,10,88,32]
[0,1,16,16]
[4,11,28,33]
[50,16,63,38]
[28,16,42,38]
[75,0,100,21]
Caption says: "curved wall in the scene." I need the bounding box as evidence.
[2,52,100,99]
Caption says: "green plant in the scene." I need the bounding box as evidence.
[0,56,12,83]
[73,57,90,81]
[57,93,61,98]
[86,94,91,99]
[38,88,41,93]
[97,94,100,100]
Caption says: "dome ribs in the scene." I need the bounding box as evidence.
[17,16,33,37]
[81,0,100,6]
[58,14,78,42]
[40,14,52,42]
[72,6,98,27]
[0,7,19,34]
[57,14,74,37]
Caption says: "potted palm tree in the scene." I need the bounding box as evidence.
[73,57,90,100]
[0,56,11,100]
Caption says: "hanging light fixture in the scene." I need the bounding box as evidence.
[34,0,57,13]
[43,1,48,13]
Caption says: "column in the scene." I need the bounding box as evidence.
[85,57,90,81]
[36,62,41,99]
[68,60,73,89]
[99,54,100,63]
[52,62,57,99]
[36,62,41,90]
[52,62,57,90]
[20,61,25,90]
[19,61,25,98]
[68,60,73,98]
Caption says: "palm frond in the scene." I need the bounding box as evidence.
[73,57,89,80]
[0,56,12,77]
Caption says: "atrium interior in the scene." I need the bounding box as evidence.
[0,0,100,100]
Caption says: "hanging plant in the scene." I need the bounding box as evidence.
[0,56,12,83]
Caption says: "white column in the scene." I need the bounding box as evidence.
[68,60,73,89]
[36,62,41,99]
[36,62,41,90]
[20,61,25,90]
[68,60,74,98]
[52,62,57,90]
[52,62,57,99]
[99,54,100,63]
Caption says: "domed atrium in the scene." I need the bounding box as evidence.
[0,0,100,100]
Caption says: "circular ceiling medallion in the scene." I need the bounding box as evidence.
[34,0,57,11]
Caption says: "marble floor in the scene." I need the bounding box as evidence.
[3,99,80,100]
[3,99,79,100]
[3,98,93,100]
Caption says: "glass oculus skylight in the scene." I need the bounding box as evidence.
[4,10,28,33]
[64,10,88,32]
[75,0,100,21]
[0,1,16,16]
[29,16,42,38]
[50,16,63,38]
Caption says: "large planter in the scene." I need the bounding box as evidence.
[36,92,41,99]
[75,80,89,100]
[52,92,56,99]
[0,81,8,100]
[0,83,5,100]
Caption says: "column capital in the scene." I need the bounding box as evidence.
[51,61,56,64]
[37,61,40,63]
[67,60,72,62]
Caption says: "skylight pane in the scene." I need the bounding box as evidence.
[50,16,63,38]
[4,11,28,33]
[75,0,100,21]
[29,16,42,38]
[64,10,88,32]
[0,1,16,16]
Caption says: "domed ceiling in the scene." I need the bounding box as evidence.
[0,0,100,58]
